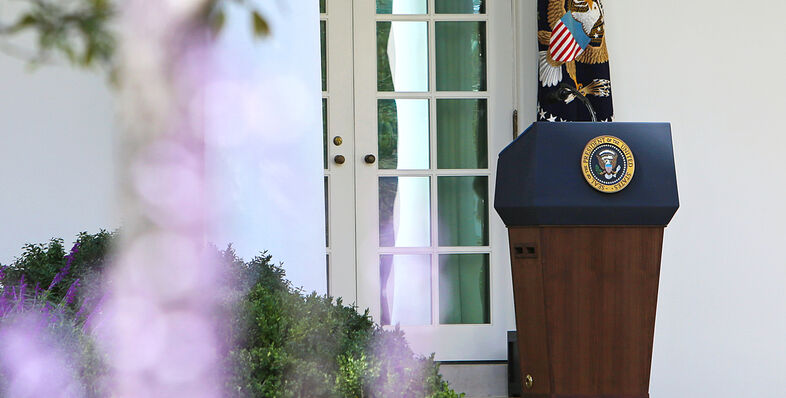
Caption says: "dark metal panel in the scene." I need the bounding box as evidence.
[495,122,679,226]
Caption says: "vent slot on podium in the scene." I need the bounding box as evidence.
[514,243,538,259]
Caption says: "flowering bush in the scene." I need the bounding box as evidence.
[0,233,463,397]
[1,231,114,308]
[0,241,108,397]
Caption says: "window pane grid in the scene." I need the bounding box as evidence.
[375,14,487,21]
[435,22,487,91]
[377,1,491,327]
[435,0,485,14]
[321,20,327,92]
[377,170,491,176]
[378,246,490,255]
[439,254,490,324]
[376,0,486,16]
[377,92,488,99]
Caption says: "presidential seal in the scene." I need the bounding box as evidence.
[581,135,635,193]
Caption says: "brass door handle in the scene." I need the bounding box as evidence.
[364,154,376,164]
[334,155,346,165]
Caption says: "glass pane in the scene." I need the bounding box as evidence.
[435,0,485,14]
[324,176,329,246]
[322,98,328,170]
[320,21,327,92]
[320,0,326,13]
[435,22,486,91]
[378,22,428,92]
[437,99,488,169]
[380,254,431,326]
[438,176,488,246]
[379,177,431,247]
[378,99,430,170]
[377,0,427,14]
[439,254,490,324]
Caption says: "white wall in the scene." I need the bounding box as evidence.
[0,2,326,294]
[607,2,786,397]
[0,57,117,263]
[519,1,786,396]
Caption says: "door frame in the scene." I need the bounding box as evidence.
[324,0,358,302]
[351,0,517,361]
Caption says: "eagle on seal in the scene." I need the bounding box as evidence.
[538,0,611,102]
[596,149,621,179]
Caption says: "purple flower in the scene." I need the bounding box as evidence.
[63,279,80,305]
[18,275,26,301]
[0,314,79,397]
[75,304,87,320]
[82,294,106,334]
[0,295,8,317]
[47,242,80,291]
[41,301,60,324]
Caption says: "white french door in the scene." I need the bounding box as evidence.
[322,0,357,305]
[323,0,515,361]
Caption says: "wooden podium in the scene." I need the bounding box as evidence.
[495,123,679,398]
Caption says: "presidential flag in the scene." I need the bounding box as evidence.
[537,0,613,122]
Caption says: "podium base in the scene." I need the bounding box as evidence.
[509,226,663,397]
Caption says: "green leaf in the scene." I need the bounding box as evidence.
[251,10,269,38]
[9,14,37,33]
[83,43,95,66]
[92,0,111,12]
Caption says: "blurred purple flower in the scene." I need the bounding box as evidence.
[18,275,26,303]
[75,298,89,320]
[82,294,106,334]
[48,242,80,291]
[0,243,93,396]
[64,279,81,305]
[0,314,82,397]
[0,295,8,317]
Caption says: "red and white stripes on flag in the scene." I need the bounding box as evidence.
[548,13,592,63]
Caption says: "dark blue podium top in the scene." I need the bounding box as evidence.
[494,122,679,226]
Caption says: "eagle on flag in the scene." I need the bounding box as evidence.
[537,0,613,122]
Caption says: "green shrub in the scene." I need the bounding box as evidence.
[1,233,463,397]
[226,250,464,397]
[1,230,115,305]
[0,236,110,398]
